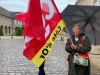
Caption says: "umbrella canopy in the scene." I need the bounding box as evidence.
[61,5,100,45]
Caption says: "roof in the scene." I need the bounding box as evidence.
[11,12,20,19]
[0,6,20,19]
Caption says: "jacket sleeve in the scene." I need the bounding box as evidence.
[65,38,73,53]
[77,36,91,53]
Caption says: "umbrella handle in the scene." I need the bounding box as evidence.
[65,27,73,44]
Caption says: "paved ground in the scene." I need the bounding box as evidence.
[0,36,100,75]
[0,38,68,75]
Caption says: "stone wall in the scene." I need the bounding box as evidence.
[76,0,94,5]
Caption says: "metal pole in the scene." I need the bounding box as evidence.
[11,19,13,39]
[22,24,25,39]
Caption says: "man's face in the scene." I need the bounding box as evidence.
[73,26,81,35]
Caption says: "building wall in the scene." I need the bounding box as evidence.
[0,14,23,35]
[76,0,95,5]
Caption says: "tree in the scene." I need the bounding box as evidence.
[15,27,22,36]
[0,28,4,36]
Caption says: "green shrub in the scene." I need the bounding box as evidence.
[0,28,4,36]
[21,28,24,35]
[15,27,22,36]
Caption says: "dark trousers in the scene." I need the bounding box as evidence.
[38,61,45,75]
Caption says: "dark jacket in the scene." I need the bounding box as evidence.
[65,33,91,75]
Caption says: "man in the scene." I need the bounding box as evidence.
[38,61,46,75]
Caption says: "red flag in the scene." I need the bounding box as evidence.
[16,12,27,23]
[16,0,65,67]
[16,0,45,40]
[24,0,45,40]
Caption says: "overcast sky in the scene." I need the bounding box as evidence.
[0,0,77,12]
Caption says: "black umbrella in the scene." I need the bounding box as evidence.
[61,5,100,45]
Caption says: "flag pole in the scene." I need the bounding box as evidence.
[65,26,73,44]
[50,0,73,44]
[65,26,75,56]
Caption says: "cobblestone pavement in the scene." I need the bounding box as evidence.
[0,38,100,75]
[0,39,68,75]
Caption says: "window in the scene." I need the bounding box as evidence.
[9,19,10,24]
[5,18,7,23]
[1,17,3,22]
[14,20,18,24]
[94,0,100,6]
[95,0,97,3]
[0,16,1,21]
